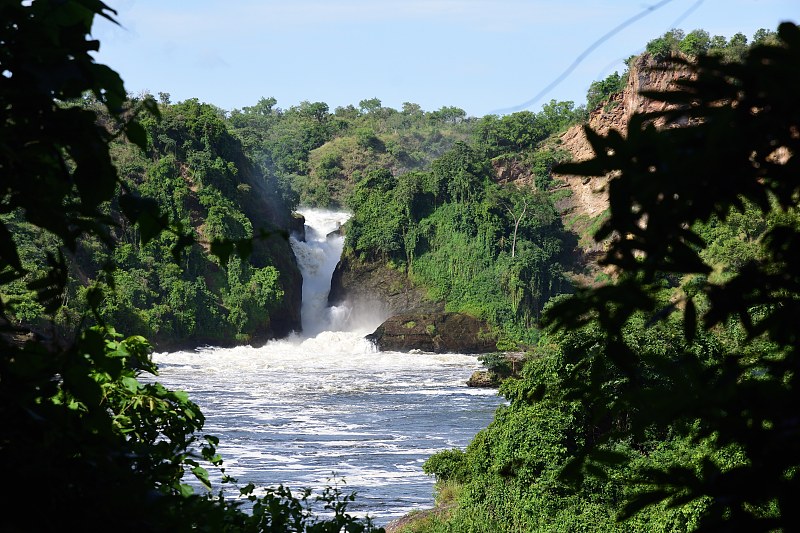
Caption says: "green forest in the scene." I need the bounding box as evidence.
[1,0,798,531]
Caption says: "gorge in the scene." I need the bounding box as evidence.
[6,10,795,529]
[149,209,505,525]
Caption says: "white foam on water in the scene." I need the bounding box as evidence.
[148,208,505,526]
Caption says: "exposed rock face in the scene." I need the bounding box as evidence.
[328,253,443,317]
[466,371,501,388]
[289,212,306,241]
[326,226,344,239]
[554,53,693,249]
[367,312,496,354]
[492,157,536,188]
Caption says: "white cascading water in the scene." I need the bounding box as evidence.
[150,208,504,525]
[290,208,370,336]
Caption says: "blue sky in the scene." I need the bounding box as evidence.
[92,0,799,117]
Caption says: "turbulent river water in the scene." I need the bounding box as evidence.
[150,209,504,525]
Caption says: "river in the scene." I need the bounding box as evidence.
[150,209,504,526]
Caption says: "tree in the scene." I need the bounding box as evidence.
[358,97,382,114]
[537,99,582,134]
[501,190,528,259]
[243,96,279,116]
[586,71,626,111]
[431,142,485,203]
[753,28,779,46]
[0,1,382,530]
[679,29,711,56]
[708,34,728,51]
[472,112,543,157]
[297,100,330,123]
[645,28,685,59]
[401,101,423,116]
[547,22,800,530]
[429,105,467,124]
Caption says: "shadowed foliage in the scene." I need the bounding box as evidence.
[1,1,382,530]
[547,21,800,531]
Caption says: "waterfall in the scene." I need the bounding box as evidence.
[150,207,503,525]
[289,208,382,341]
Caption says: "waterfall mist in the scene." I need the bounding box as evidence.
[149,208,502,525]
[290,208,385,338]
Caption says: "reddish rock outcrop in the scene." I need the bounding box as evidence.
[554,54,693,245]
[492,157,536,188]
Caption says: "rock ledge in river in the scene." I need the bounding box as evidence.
[467,352,528,388]
[366,312,496,354]
[466,370,501,388]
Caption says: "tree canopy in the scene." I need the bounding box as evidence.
[0,1,382,530]
[411,21,800,533]
[547,21,800,531]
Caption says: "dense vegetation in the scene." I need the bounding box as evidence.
[3,1,796,530]
[4,90,302,349]
[4,66,588,349]
[0,1,380,530]
[411,24,800,532]
[343,100,585,344]
[228,96,474,208]
[645,26,780,61]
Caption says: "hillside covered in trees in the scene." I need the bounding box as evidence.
[8,20,776,353]
[394,24,800,532]
[4,73,590,349]
[2,1,797,530]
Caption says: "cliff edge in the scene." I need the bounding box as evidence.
[554,53,692,253]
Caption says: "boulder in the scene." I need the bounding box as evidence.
[289,212,306,241]
[328,253,443,317]
[326,224,345,239]
[366,312,496,354]
[466,352,528,388]
[466,371,501,388]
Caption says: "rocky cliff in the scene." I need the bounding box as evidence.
[554,53,692,251]
[366,312,496,354]
[328,253,443,317]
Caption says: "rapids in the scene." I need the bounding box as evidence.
[150,209,504,524]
